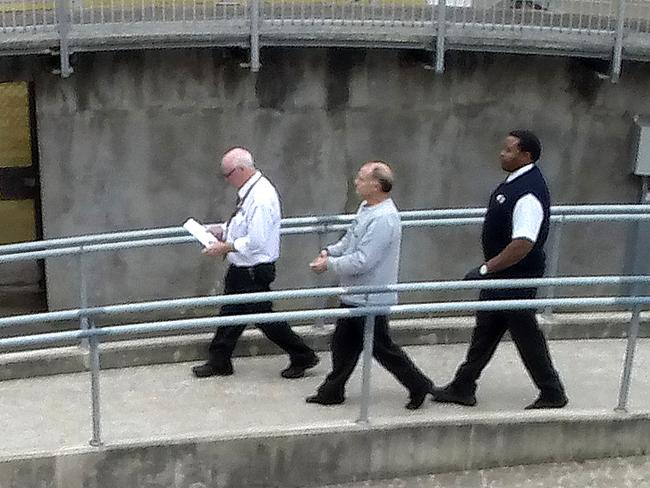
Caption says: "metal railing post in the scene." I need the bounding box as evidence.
[542,215,565,319]
[435,0,447,74]
[312,225,329,330]
[611,0,626,83]
[88,318,103,446]
[615,303,641,412]
[356,311,375,424]
[79,247,90,349]
[78,246,103,445]
[55,0,73,78]
[250,0,261,72]
[616,176,650,411]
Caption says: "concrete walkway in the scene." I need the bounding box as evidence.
[1,338,649,459]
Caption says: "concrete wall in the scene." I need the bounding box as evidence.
[22,49,650,310]
[1,414,649,487]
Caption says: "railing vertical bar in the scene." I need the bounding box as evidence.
[616,175,650,411]
[435,0,446,73]
[357,313,375,424]
[56,0,72,77]
[615,304,642,412]
[79,247,90,348]
[250,0,260,71]
[88,320,103,446]
[312,228,328,330]
[611,0,626,83]
[542,215,565,319]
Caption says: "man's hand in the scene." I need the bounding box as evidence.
[464,264,488,281]
[309,251,329,274]
[203,241,233,257]
[205,224,224,241]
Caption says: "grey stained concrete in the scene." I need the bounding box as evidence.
[322,456,650,488]
[5,48,647,310]
[1,338,649,458]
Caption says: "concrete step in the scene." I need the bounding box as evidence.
[1,311,649,381]
[0,339,649,487]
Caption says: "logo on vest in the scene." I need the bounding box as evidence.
[496,194,506,204]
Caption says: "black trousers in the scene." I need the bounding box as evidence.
[208,263,315,367]
[452,288,565,397]
[316,308,433,399]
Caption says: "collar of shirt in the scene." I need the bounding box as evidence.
[237,171,262,200]
[505,163,535,183]
[359,198,392,212]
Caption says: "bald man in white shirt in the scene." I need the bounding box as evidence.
[192,147,319,379]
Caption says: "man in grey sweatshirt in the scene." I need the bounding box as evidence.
[306,161,434,410]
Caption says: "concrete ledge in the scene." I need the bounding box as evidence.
[1,411,648,487]
[1,312,649,381]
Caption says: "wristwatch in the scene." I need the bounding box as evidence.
[479,264,489,276]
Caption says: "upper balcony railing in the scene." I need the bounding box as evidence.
[0,0,648,78]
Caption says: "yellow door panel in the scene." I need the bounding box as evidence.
[0,82,32,168]
[0,200,36,244]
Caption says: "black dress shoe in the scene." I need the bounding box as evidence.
[524,395,568,410]
[191,362,233,378]
[281,354,320,379]
[405,385,435,410]
[305,394,345,406]
[431,386,477,407]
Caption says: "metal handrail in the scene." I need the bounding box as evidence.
[1,294,648,349]
[0,275,647,329]
[0,205,649,261]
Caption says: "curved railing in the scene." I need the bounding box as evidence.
[0,274,648,446]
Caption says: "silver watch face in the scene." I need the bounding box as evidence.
[479,264,488,275]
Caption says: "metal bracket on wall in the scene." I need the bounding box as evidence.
[610,0,626,83]
[250,0,261,72]
[435,0,446,74]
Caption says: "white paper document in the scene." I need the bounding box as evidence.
[183,218,218,247]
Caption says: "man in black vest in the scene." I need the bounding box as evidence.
[433,130,568,409]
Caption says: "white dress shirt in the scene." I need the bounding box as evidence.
[222,171,282,267]
[505,164,544,243]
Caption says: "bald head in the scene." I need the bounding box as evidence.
[364,160,394,193]
[354,160,394,205]
[222,147,255,169]
[221,147,257,188]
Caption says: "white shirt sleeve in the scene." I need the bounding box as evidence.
[512,193,544,242]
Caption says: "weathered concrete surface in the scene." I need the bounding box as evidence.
[1,415,649,488]
[16,48,650,309]
[322,455,650,488]
[0,339,649,486]
[1,312,650,380]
